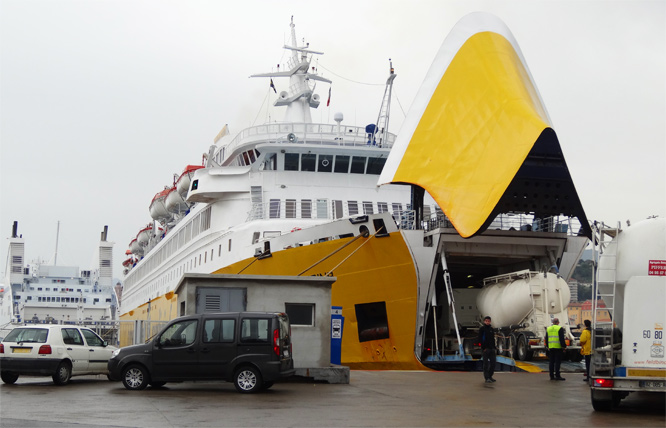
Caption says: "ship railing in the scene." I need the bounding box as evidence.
[423,212,584,236]
[222,123,396,162]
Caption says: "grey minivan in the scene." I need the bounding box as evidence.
[108,312,294,393]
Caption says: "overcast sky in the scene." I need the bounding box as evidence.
[1,0,664,280]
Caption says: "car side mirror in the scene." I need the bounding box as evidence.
[103,341,108,347]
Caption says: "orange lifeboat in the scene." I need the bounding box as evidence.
[149,189,171,222]
[176,165,204,197]
[165,186,188,214]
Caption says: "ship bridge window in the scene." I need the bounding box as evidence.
[286,199,297,218]
[285,153,299,171]
[348,201,359,216]
[301,153,316,171]
[366,157,386,175]
[350,156,366,174]
[318,154,333,172]
[334,155,350,173]
[355,302,390,342]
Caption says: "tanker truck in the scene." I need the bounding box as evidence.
[589,217,665,411]
[472,270,580,361]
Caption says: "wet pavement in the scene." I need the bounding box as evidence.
[1,370,664,427]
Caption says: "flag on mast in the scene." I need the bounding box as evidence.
[270,79,277,93]
[327,87,331,106]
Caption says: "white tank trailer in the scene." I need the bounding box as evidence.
[590,217,666,411]
[475,270,580,361]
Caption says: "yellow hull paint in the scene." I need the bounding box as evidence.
[120,232,425,369]
[214,232,425,370]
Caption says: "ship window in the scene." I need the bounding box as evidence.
[334,155,350,173]
[286,199,296,218]
[229,239,232,251]
[318,154,333,172]
[285,303,315,326]
[350,156,366,174]
[348,201,359,216]
[333,200,344,219]
[366,157,386,175]
[285,153,299,171]
[363,201,374,215]
[301,153,316,171]
[316,199,328,219]
[377,202,388,213]
[248,150,256,163]
[355,302,390,342]
[269,199,281,218]
[205,252,207,263]
[301,199,312,219]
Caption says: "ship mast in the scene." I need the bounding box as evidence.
[249,17,331,123]
[374,60,396,148]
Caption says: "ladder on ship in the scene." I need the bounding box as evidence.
[373,61,397,148]
[590,221,620,377]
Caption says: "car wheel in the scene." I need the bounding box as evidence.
[149,381,167,388]
[122,365,149,391]
[1,371,19,384]
[234,366,262,393]
[52,361,72,386]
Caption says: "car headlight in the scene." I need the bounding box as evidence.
[111,349,121,358]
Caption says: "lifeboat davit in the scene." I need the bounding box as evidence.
[149,189,172,221]
[165,186,188,214]
[136,225,153,246]
[176,165,204,197]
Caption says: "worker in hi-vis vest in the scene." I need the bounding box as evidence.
[546,318,567,381]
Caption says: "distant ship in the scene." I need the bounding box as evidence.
[0,222,118,328]
[119,14,590,369]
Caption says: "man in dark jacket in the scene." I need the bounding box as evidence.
[477,316,496,383]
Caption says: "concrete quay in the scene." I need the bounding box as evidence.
[1,370,664,427]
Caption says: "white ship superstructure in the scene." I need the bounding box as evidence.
[1,222,117,327]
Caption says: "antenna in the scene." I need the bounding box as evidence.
[54,221,60,266]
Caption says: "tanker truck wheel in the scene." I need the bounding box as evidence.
[516,335,533,361]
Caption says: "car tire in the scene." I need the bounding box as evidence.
[1,371,19,384]
[52,361,72,386]
[234,366,262,394]
[122,365,149,391]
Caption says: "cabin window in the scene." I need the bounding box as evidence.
[348,201,359,216]
[350,156,366,174]
[377,202,388,213]
[334,155,350,173]
[333,200,344,219]
[285,303,315,327]
[366,157,386,174]
[363,201,374,215]
[301,199,312,219]
[286,199,297,218]
[318,154,333,172]
[269,199,281,218]
[301,153,316,171]
[248,150,256,163]
[242,152,250,165]
[316,199,328,219]
[285,153,299,171]
[355,302,390,342]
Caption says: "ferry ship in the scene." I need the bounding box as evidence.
[1,222,118,328]
[120,13,591,369]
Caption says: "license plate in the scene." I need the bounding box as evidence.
[12,348,31,354]
[639,380,665,388]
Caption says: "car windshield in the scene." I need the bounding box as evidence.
[4,328,48,343]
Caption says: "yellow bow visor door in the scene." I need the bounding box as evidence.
[379,12,590,238]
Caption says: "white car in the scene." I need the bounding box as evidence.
[0,325,118,385]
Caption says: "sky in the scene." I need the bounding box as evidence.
[1,0,664,281]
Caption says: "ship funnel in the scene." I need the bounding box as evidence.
[12,221,18,238]
[101,225,108,242]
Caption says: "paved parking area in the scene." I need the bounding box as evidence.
[1,371,664,427]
